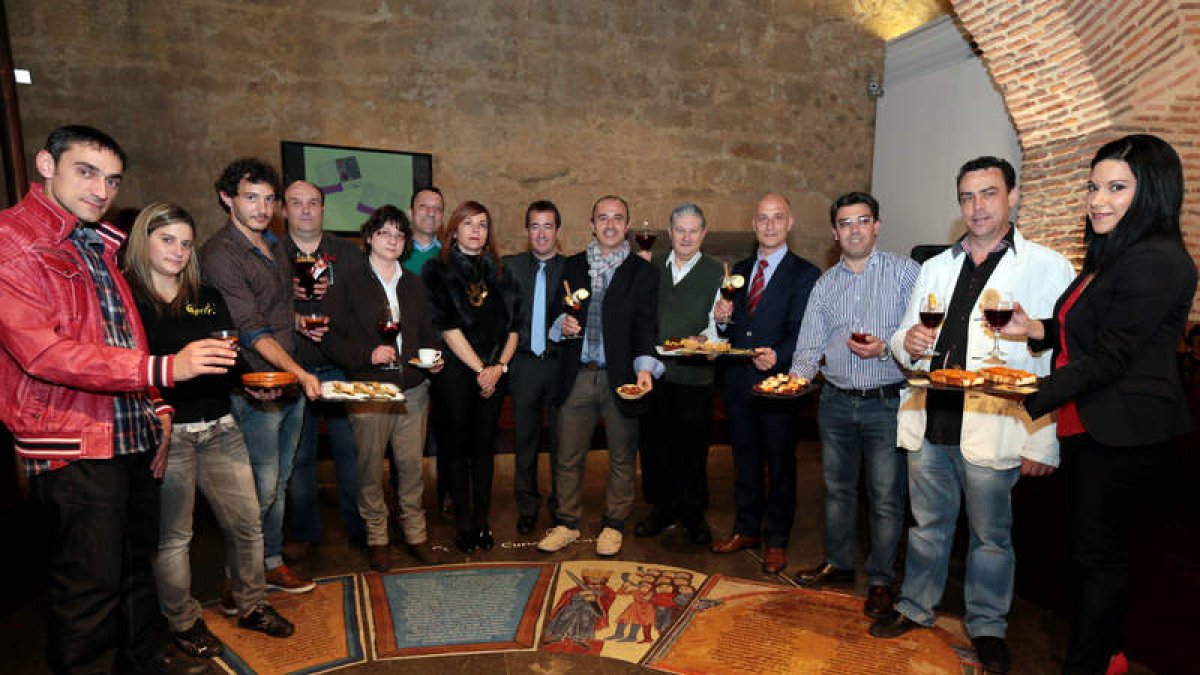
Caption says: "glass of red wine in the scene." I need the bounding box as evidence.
[294,254,317,300]
[918,294,945,358]
[376,306,401,370]
[635,219,656,252]
[981,292,1014,364]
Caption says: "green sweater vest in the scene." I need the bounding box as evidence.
[654,252,724,385]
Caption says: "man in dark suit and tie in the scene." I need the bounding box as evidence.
[502,201,565,535]
[711,193,820,574]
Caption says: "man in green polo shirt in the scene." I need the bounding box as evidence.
[634,202,724,545]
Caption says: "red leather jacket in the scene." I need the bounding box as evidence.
[0,184,174,470]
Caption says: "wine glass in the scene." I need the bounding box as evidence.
[918,294,944,358]
[293,254,317,300]
[634,218,657,252]
[981,292,1014,364]
[376,306,401,370]
[562,290,585,340]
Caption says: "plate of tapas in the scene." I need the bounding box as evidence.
[657,337,755,358]
[905,367,1037,396]
[241,371,298,389]
[615,383,649,400]
[752,374,815,399]
[320,380,406,402]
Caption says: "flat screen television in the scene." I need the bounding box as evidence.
[280,141,433,234]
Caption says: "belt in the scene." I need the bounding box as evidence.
[829,382,902,399]
[582,362,605,371]
[518,349,555,360]
[175,414,234,433]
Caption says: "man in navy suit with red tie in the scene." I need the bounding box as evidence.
[710,193,819,574]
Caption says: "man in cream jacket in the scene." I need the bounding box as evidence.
[869,156,1073,675]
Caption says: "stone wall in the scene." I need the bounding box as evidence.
[8,0,884,262]
[953,0,1200,319]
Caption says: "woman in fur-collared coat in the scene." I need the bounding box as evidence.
[422,200,519,554]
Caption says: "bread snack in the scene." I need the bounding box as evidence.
[929,368,984,387]
[662,337,685,351]
[700,340,731,353]
[330,381,401,398]
[979,366,1037,386]
[681,337,704,351]
[616,383,647,400]
[753,373,808,395]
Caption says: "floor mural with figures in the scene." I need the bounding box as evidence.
[201,562,981,674]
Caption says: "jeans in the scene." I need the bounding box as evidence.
[230,392,305,570]
[32,452,161,674]
[155,415,266,630]
[288,365,364,543]
[817,387,906,587]
[895,440,1020,638]
[554,369,639,532]
[348,381,430,546]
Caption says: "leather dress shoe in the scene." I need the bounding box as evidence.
[710,533,762,554]
[971,636,1011,673]
[686,522,713,546]
[793,561,855,587]
[863,585,895,619]
[455,531,478,554]
[517,515,536,535]
[762,547,787,575]
[869,609,921,638]
[634,512,673,538]
[368,544,389,572]
[477,529,495,551]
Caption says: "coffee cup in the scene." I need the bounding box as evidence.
[418,348,441,366]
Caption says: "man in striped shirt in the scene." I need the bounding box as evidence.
[789,192,918,619]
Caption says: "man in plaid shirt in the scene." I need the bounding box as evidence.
[0,126,236,674]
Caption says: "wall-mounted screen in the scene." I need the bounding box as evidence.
[280,141,433,234]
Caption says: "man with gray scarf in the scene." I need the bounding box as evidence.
[536,195,662,557]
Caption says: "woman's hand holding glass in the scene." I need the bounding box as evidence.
[371,344,398,366]
[999,301,1045,341]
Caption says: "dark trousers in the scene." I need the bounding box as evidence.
[32,452,163,674]
[1061,434,1169,675]
[725,393,799,547]
[508,351,559,518]
[639,379,712,527]
[433,360,504,534]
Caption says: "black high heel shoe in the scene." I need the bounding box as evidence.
[477,529,495,551]
[455,531,478,554]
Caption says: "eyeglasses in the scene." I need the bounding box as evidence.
[836,215,874,227]
[373,230,404,241]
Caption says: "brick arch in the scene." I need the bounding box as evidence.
[953,0,1200,318]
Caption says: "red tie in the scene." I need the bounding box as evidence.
[747,258,768,313]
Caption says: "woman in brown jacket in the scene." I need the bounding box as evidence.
[322,205,444,571]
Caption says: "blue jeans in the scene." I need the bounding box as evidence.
[895,440,1020,638]
[817,387,906,587]
[288,365,364,543]
[231,393,305,570]
[155,415,266,629]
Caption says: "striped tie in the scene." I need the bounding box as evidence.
[747,258,768,313]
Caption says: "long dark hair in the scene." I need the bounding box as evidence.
[1083,134,1184,272]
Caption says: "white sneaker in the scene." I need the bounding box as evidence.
[596,527,623,556]
[537,526,581,552]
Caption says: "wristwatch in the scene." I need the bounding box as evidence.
[499,362,509,374]
[879,344,892,361]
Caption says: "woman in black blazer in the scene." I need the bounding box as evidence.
[1007,134,1197,674]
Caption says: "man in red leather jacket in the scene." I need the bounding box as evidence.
[0,125,235,674]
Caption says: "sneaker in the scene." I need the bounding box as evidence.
[218,580,237,617]
[596,527,623,556]
[173,618,223,658]
[264,564,316,593]
[237,604,295,638]
[536,525,581,552]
